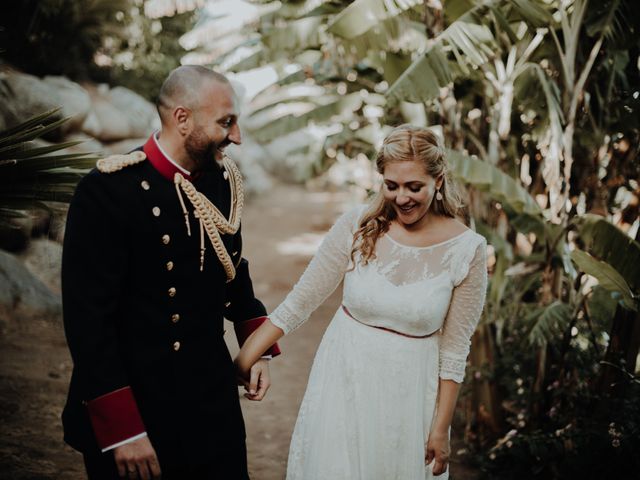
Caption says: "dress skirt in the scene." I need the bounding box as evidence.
[286,307,447,480]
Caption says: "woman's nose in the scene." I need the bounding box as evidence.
[395,193,410,205]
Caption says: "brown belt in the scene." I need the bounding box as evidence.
[341,305,438,339]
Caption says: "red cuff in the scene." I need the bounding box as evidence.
[86,386,146,450]
[234,316,282,357]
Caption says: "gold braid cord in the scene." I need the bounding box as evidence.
[174,156,244,281]
[96,151,147,173]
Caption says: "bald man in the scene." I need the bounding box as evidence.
[61,66,280,479]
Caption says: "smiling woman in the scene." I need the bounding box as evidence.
[235,124,488,479]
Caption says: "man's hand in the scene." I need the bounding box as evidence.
[425,430,450,476]
[239,358,271,401]
[113,436,161,480]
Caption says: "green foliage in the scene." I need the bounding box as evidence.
[0,0,130,78]
[0,0,195,101]
[0,109,97,228]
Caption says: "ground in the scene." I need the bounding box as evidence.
[0,183,477,479]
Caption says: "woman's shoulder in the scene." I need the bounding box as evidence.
[438,217,486,248]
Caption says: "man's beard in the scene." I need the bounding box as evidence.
[185,127,222,171]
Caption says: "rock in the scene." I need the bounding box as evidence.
[60,132,105,156]
[18,239,63,294]
[42,76,92,133]
[83,97,133,142]
[0,249,61,327]
[103,138,148,155]
[108,87,159,137]
[0,71,64,137]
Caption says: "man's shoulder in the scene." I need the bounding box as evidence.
[75,150,148,198]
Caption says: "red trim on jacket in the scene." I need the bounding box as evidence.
[86,386,146,450]
[143,134,193,182]
[234,316,282,357]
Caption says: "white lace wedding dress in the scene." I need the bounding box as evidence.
[270,205,487,480]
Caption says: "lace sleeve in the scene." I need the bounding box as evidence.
[439,239,488,383]
[270,206,363,334]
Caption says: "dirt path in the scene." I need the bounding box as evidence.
[0,182,476,479]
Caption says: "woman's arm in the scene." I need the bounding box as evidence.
[427,239,488,475]
[235,206,364,375]
[425,379,460,475]
[235,320,285,377]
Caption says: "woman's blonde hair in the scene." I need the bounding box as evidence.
[350,124,463,266]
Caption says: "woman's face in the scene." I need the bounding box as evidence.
[382,160,441,227]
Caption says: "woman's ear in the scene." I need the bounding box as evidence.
[435,174,444,190]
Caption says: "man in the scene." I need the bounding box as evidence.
[61,66,280,479]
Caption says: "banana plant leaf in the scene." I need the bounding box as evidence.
[327,0,422,39]
[571,249,636,310]
[248,93,364,143]
[573,214,640,292]
[446,149,542,216]
[526,300,574,346]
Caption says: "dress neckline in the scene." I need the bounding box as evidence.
[384,229,471,250]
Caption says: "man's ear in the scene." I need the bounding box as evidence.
[173,106,192,135]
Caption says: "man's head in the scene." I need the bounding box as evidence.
[157,65,241,170]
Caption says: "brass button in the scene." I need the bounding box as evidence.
[152,207,161,217]
[162,234,170,245]
[166,261,174,271]
[171,314,180,323]
[141,180,150,190]
[173,341,181,351]
[168,287,176,297]
[225,301,231,308]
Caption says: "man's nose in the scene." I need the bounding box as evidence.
[228,123,242,145]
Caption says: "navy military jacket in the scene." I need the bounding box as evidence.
[61,139,275,472]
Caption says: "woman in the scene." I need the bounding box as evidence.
[236,125,487,479]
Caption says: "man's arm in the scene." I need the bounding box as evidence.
[62,173,147,450]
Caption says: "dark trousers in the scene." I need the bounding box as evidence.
[83,443,250,480]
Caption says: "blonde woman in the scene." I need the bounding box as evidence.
[236,125,487,479]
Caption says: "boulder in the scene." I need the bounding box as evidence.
[103,137,148,155]
[0,249,61,328]
[0,70,64,136]
[82,99,132,142]
[60,132,105,156]
[108,87,159,137]
[43,76,92,133]
[18,239,63,294]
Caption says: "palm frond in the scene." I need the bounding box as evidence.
[0,110,96,226]
[386,4,496,103]
[327,0,422,40]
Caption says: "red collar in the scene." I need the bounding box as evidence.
[143,134,194,182]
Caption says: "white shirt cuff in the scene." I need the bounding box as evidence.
[101,432,148,452]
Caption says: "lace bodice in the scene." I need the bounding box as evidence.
[270,205,488,382]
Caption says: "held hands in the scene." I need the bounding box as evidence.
[235,358,271,401]
[425,430,450,476]
[113,436,161,480]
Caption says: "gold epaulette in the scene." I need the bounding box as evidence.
[97,151,147,173]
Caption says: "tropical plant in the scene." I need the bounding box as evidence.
[184,0,640,477]
[0,109,97,235]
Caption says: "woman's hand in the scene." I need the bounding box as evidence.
[235,358,271,401]
[425,430,450,476]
